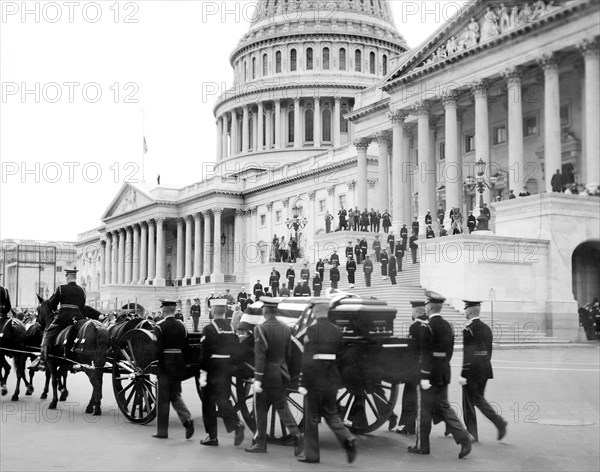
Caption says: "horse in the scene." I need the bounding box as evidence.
[37,299,110,414]
[0,317,35,400]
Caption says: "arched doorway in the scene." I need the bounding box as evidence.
[572,240,600,305]
[121,302,145,316]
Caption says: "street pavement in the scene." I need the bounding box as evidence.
[1,344,599,472]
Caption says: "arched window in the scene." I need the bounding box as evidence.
[244,60,248,81]
[252,57,257,79]
[323,47,330,70]
[382,54,388,76]
[339,48,346,70]
[290,48,297,71]
[322,106,332,142]
[276,51,282,73]
[305,107,314,142]
[355,49,362,72]
[306,48,313,70]
[249,115,254,150]
[369,51,376,74]
[271,112,276,147]
[288,108,295,144]
[262,53,268,76]
[340,104,349,133]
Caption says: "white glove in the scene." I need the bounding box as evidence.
[420,379,431,390]
[459,377,467,386]
[199,370,207,388]
[298,387,308,396]
[253,380,263,393]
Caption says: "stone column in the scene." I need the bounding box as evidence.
[222,114,229,159]
[176,218,184,281]
[472,81,491,204]
[203,210,212,277]
[501,68,525,195]
[217,117,223,160]
[231,109,238,156]
[234,209,246,277]
[257,102,264,152]
[374,131,390,215]
[139,222,147,284]
[146,220,155,284]
[252,109,258,152]
[416,102,432,225]
[213,208,223,281]
[242,105,250,153]
[327,186,336,218]
[443,94,461,213]
[333,97,341,148]
[354,137,371,211]
[402,124,413,224]
[580,40,600,190]
[274,99,282,149]
[132,224,140,284]
[154,217,166,286]
[118,228,125,285]
[111,231,118,285]
[538,54,561,193]
[314,97,321,147]
[265,105,272,150]
[100,238,107,285]
[193,213,202,280]
[294,97,301,149]
[390,111,405,227]
[185,216,193,279]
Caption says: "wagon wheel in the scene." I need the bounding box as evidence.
[234,376,304,443]
[336,380,399,434]
[112,329,158,425]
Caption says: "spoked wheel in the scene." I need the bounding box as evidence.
[112,329,158,424]
[336,380,399,434]
[235,376,304,443]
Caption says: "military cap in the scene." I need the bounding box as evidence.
[159,299,177,307]
[463,300,482,309]
[425,290,446,304]
[65,268,78,275]
[260,296,280,307]
[410,300,426,307]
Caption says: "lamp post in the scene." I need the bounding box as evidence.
[464,159,497,231]
[285,206,308,260]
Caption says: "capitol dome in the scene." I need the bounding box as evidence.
[213,0,407,168]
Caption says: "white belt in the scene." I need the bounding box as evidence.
[60,304,79,310]
[211,354,231,359]
[313,354,336,360]
[163,349,181,354]
[433,352,446,358]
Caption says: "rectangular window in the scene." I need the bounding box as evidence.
[524,115,537,137]
[56,266,62,273]
[560,103,570,127]
[319,199,326,213]
[492,125,507,145]
[465,133,475,153]
[338,194,346,208]
[439,141,445,160]
[260,214,266,227]
[275,210,282,223]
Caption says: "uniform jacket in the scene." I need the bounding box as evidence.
[0,286,11,316]
[316,261,325,273]
[269,274,279,287]
[409,235,418,249]
[395,245,404,260]
[279,286,291,297]
[190,304,201,317]
[155,316,188,377]
[372,239,381,252]
[346,260,357,274]
[388,256,397,276]
[412,221,420,234]
[200,318,238,381]
[400,227,408,240]
[300,318,343,391]
[286,268,296,282]
[312,276,322,292]
[330,253,339,265]
[363,259,373,274]
[407,318,428,379]
[345,246,353,258]
[380,252,389,267]
[254,317,293,388]
[49,282,86,314]
[418,314,454,386]
[359,240,368,255]
[425,213,433,225]
[382,212,392,227]
[300,268,310,280]
[253,283,263,297]
[461,318,494,381]
[330,267,340,282]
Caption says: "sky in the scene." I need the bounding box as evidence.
[0,0,467,242]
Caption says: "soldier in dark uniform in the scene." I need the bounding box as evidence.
[299,280,311,297]
[460,300,507,442]
[330,250,340,267]
[245,297,303,454]
[346,255,357,288]
[345,241,353,262]
[412,216,420,236]
[199,302,245,446]
[279,283,291,297]
[372,235,381,262]
[269,270,280,297]
[425,210,433,226]
[338,206,347,230]
[388,254,397,285]
[300,263,310,282]
[387,232,395,255]
[316,259,325,281]
[253,280,264,301]
[359,237,368,262]
[153,300,194,440]
[397,301,428,435]
[312,273,322,297]
[363,255,373,287]
[330,263,340,289]
[237,287,249,311]
[394,241,404,272]
[409,234,419,264]
[400,224,408,251]
[354,240,362,265]
[0,285,11,319]
[190,298,201,332]
[380,248,389,279]
[467,211,477,233]
[409,291,472,458]
[36,269,85,371]
[297,303,357,464]
[286,265,296,290]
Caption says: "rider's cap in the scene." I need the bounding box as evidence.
[410,301,426,307]
[159,299,177,307]
[463,300,482,309]
[425,291,446,304]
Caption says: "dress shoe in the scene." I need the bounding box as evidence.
[343,438,357,464]
[388,414,398,431]
[293,432,304,457]
[234,423,245,447]
[297,456,319,463]
[152,434,168,439]
[200,436,218,446]
[458,437,472,459]
[244,443,267,453]
[395,425,414,435]
[497,420,508,441]
[184,419,194,439]
[407,446,429,455]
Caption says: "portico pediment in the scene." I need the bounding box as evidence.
[102,183,155,220]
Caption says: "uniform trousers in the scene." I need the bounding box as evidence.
[191,315,200,333]
[415,384,469,452]
[398,381,417,433]
[374,250,380,262]
[331,280,338,289]
[389,274,397,285]
[203,376,240,438]
[40,310,82,361]
[364,273,371,287]
[270,284,279,297]
[348,272,355,285]
[254,386,300,447]
[462,379,504,441]
[302,388,353,462]
[318,269,324,281]
[411,248,417,264]
[156,370,192,437]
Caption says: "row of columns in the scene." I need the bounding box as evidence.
[217,97,344,159]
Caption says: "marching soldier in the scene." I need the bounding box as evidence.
[297,303,357,464]
[190,298,201,332]
[409,291,472,458]
[396,301,428,435]
[312,273,322,297]
[153,300,194,440]
[34,269,85,371]
[0,284,11,318]
[199,301,245,447]
[245,297,303,454]
[460,300,507,442]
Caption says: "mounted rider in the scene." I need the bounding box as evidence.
[0,285,11,323]
[34,268,85,371]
